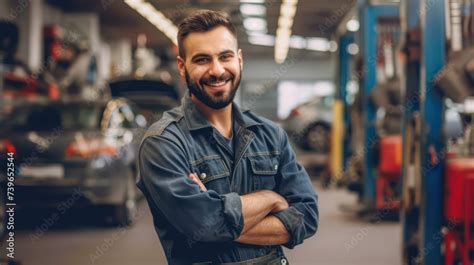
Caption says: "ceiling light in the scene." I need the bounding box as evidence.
[246,28,268,35]
[248,34,275,46]
[347,43,359,55]
[276,27,291,38]
[346,18,360,32]
[306,37,330,51]
[290,35,306,49]
[124,0,178,45]
[274,0,298,63]
[329,41,338,52]
[243,17,267,31]
[275,50,288,64]
[240,4,266,16]
[278,16,294,29]
[280,4,297,17]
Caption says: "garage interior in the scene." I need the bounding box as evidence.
[0,0,473,264]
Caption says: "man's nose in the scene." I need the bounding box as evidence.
[208,59,225,77]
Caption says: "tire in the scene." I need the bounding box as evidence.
[113,170,138,226]
[304,124,330,152]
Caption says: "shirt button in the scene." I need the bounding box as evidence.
[200,173,207,180]
[281,258,287,265]
[274,164,278,170]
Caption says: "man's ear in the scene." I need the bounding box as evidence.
[176,56,186,79]
[238,48,243,70]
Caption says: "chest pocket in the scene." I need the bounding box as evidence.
[192,157,230,193]
[249,155,279,190]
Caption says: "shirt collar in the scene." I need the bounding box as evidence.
[182,92,262,131]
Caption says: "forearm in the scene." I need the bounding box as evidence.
[239,190,279,234]
[235,215,289,245]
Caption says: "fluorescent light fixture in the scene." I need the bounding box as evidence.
[346,18,360,32]
[290,35,306,49]
[240,4,266,16]
[243,17,267,31]
[347,43,359,55]
[124,0,178,45]
[276,27,291,38]
[278,16,294,29]
[329,41,338,52]
[275,51,288,64]
[274,0,298,63]
[280,3,297,17]
[306,37,330,51]
[246,29,268,36]
[249,33,336,54]
[248,34,275,46]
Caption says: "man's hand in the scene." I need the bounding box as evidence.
[188,173,207,191]
[239,190,288,234]
[271,192,289,213]
[236,190,290,245]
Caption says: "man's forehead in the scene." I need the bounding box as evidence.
[183,26,238,57]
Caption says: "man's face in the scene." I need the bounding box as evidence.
[177,26,243,109]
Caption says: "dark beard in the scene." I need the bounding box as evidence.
[185,68,241,110]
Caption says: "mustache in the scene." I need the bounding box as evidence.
[200,72,233,85]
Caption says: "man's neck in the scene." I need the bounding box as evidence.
[191,94,233,138]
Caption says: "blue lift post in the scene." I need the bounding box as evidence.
[400,0,422,263]
[358,2,399,207]
[419,0,446,264]
[400,0,446,264]
[337,33,354,172]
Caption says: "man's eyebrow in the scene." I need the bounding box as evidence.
[190,53,211,61]
[219,50,235,55]
[190,50,236,61]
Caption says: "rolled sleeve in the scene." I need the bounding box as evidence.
[273,206,305,248]
[274,127,319,248]
[137,134,244,242]
[221,192,244,235]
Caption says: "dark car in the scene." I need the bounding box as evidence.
[0,98,147,228]
[108,77,181,124]
[282,96,334,152]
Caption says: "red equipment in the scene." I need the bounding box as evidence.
[376,135,402,210]
[444,157,474,265]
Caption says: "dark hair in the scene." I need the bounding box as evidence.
[177,9,237,59]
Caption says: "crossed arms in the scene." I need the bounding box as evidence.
[189,173,290,245]
[138,130,318,248]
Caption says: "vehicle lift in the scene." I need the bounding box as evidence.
[400,0,474,264]
[338,0,474,263]
[338,1,401,218]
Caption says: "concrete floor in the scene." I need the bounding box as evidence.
[0,180,402,265]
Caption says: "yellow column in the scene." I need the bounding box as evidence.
[330,99,344,181]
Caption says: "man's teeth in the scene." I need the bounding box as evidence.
[206,80,228,87]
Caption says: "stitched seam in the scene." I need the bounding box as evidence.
[190,155,223,165]
[244,150,280,157]
[142,113,184,140]
[193,158,231,182]
[250,159,277,175]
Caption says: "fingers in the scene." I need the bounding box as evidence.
[188,173,207,191]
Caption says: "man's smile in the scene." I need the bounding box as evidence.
[201,77,233,93]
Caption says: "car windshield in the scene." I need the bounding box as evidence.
[2,103,102,131]
[306,96,334,109]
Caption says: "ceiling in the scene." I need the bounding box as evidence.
[46,0,356,60]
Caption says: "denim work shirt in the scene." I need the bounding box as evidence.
[137,93,319,265]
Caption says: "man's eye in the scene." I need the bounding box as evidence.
[220,54,232,60]
[195,58,209,64]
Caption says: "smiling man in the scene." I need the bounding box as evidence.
[137,10,318,265]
